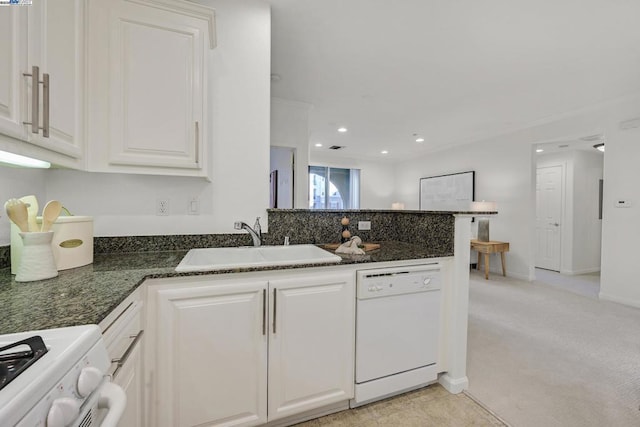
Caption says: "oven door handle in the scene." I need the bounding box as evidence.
[98,381,127,427]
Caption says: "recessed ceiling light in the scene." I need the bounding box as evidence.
[381,150,388,154]
[415,137,425,143]
[536,148,544,153]
[314,143,323,147]
[337,127,348,133]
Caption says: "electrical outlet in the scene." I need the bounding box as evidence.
[358,220,371,231]
[156,199,170,216]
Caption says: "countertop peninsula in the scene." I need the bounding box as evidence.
[0,242,451,334]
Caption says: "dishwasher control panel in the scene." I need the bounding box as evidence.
[356,264,441,299]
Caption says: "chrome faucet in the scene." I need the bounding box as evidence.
[234,217,262,247]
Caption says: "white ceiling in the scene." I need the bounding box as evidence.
[268,0,640,162]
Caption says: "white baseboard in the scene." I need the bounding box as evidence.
[470,265,531,281]
[508,271,533,281]
[438,373,468,394]
[564,268,600,275]
[598,292,640,309]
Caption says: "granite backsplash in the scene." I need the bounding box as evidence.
[0,209,456,268]
[265,209,454,251]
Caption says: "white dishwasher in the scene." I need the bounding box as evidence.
[351,264,441,407]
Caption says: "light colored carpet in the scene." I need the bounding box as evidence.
[467,269,640,427]
[534,268,600,299]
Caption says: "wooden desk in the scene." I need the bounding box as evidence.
[470,239,510,280]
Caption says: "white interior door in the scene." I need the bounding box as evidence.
[536,165,563,271]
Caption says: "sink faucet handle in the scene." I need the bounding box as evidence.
[254,217,262,235]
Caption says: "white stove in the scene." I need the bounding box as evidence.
[0,324,126,427]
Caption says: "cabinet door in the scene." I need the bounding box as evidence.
[0,7,28,141]
[267,272,355,421]
[113,338,144,427]
[149,279,268,427]
[107,0,206,170]
[26,0,84,160]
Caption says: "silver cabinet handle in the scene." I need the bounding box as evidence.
[195,121,199,164]
[112,330,144,377]
[549,223,560,227]
[262,289,266,336]
[42,73,49,138]
[22,65,39,134]
[272,288,277,334]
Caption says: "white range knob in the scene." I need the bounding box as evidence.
[47,397,80,427]
[423,277,431,286]
[77,366,103,398]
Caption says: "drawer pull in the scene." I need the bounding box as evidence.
[262,289,266,336]
[112,330,144,377]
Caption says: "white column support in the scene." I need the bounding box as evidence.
[439,214,472,393]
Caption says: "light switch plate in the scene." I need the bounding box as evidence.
[188,197,200,215]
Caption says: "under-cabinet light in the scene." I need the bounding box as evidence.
[0,150,51,168]
[593,143,605,152]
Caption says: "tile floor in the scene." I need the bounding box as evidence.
[294,385,506,426]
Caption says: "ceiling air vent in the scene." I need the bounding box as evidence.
[580,134,603,142]
[328,145,345,150]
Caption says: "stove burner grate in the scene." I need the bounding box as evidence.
[0,336,48,391]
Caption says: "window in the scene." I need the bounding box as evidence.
[309,166,360,209]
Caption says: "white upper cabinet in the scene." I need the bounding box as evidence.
[0,0,84,167]
[0,8,27,142]
[87,0,216,177]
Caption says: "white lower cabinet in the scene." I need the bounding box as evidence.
[114,334,145,427]
[100,288,145,427]
[148,278,268,427]
[267,274,355,421]
[145,270,355,427]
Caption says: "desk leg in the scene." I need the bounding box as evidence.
[501,251,507,277]
[484,253,490,280]
[477,252,481,270]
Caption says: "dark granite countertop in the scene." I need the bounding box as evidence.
[0,242,452,334]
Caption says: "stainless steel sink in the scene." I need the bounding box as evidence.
[175,244,342,272]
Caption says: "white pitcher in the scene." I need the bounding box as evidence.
[15,231,58,282]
